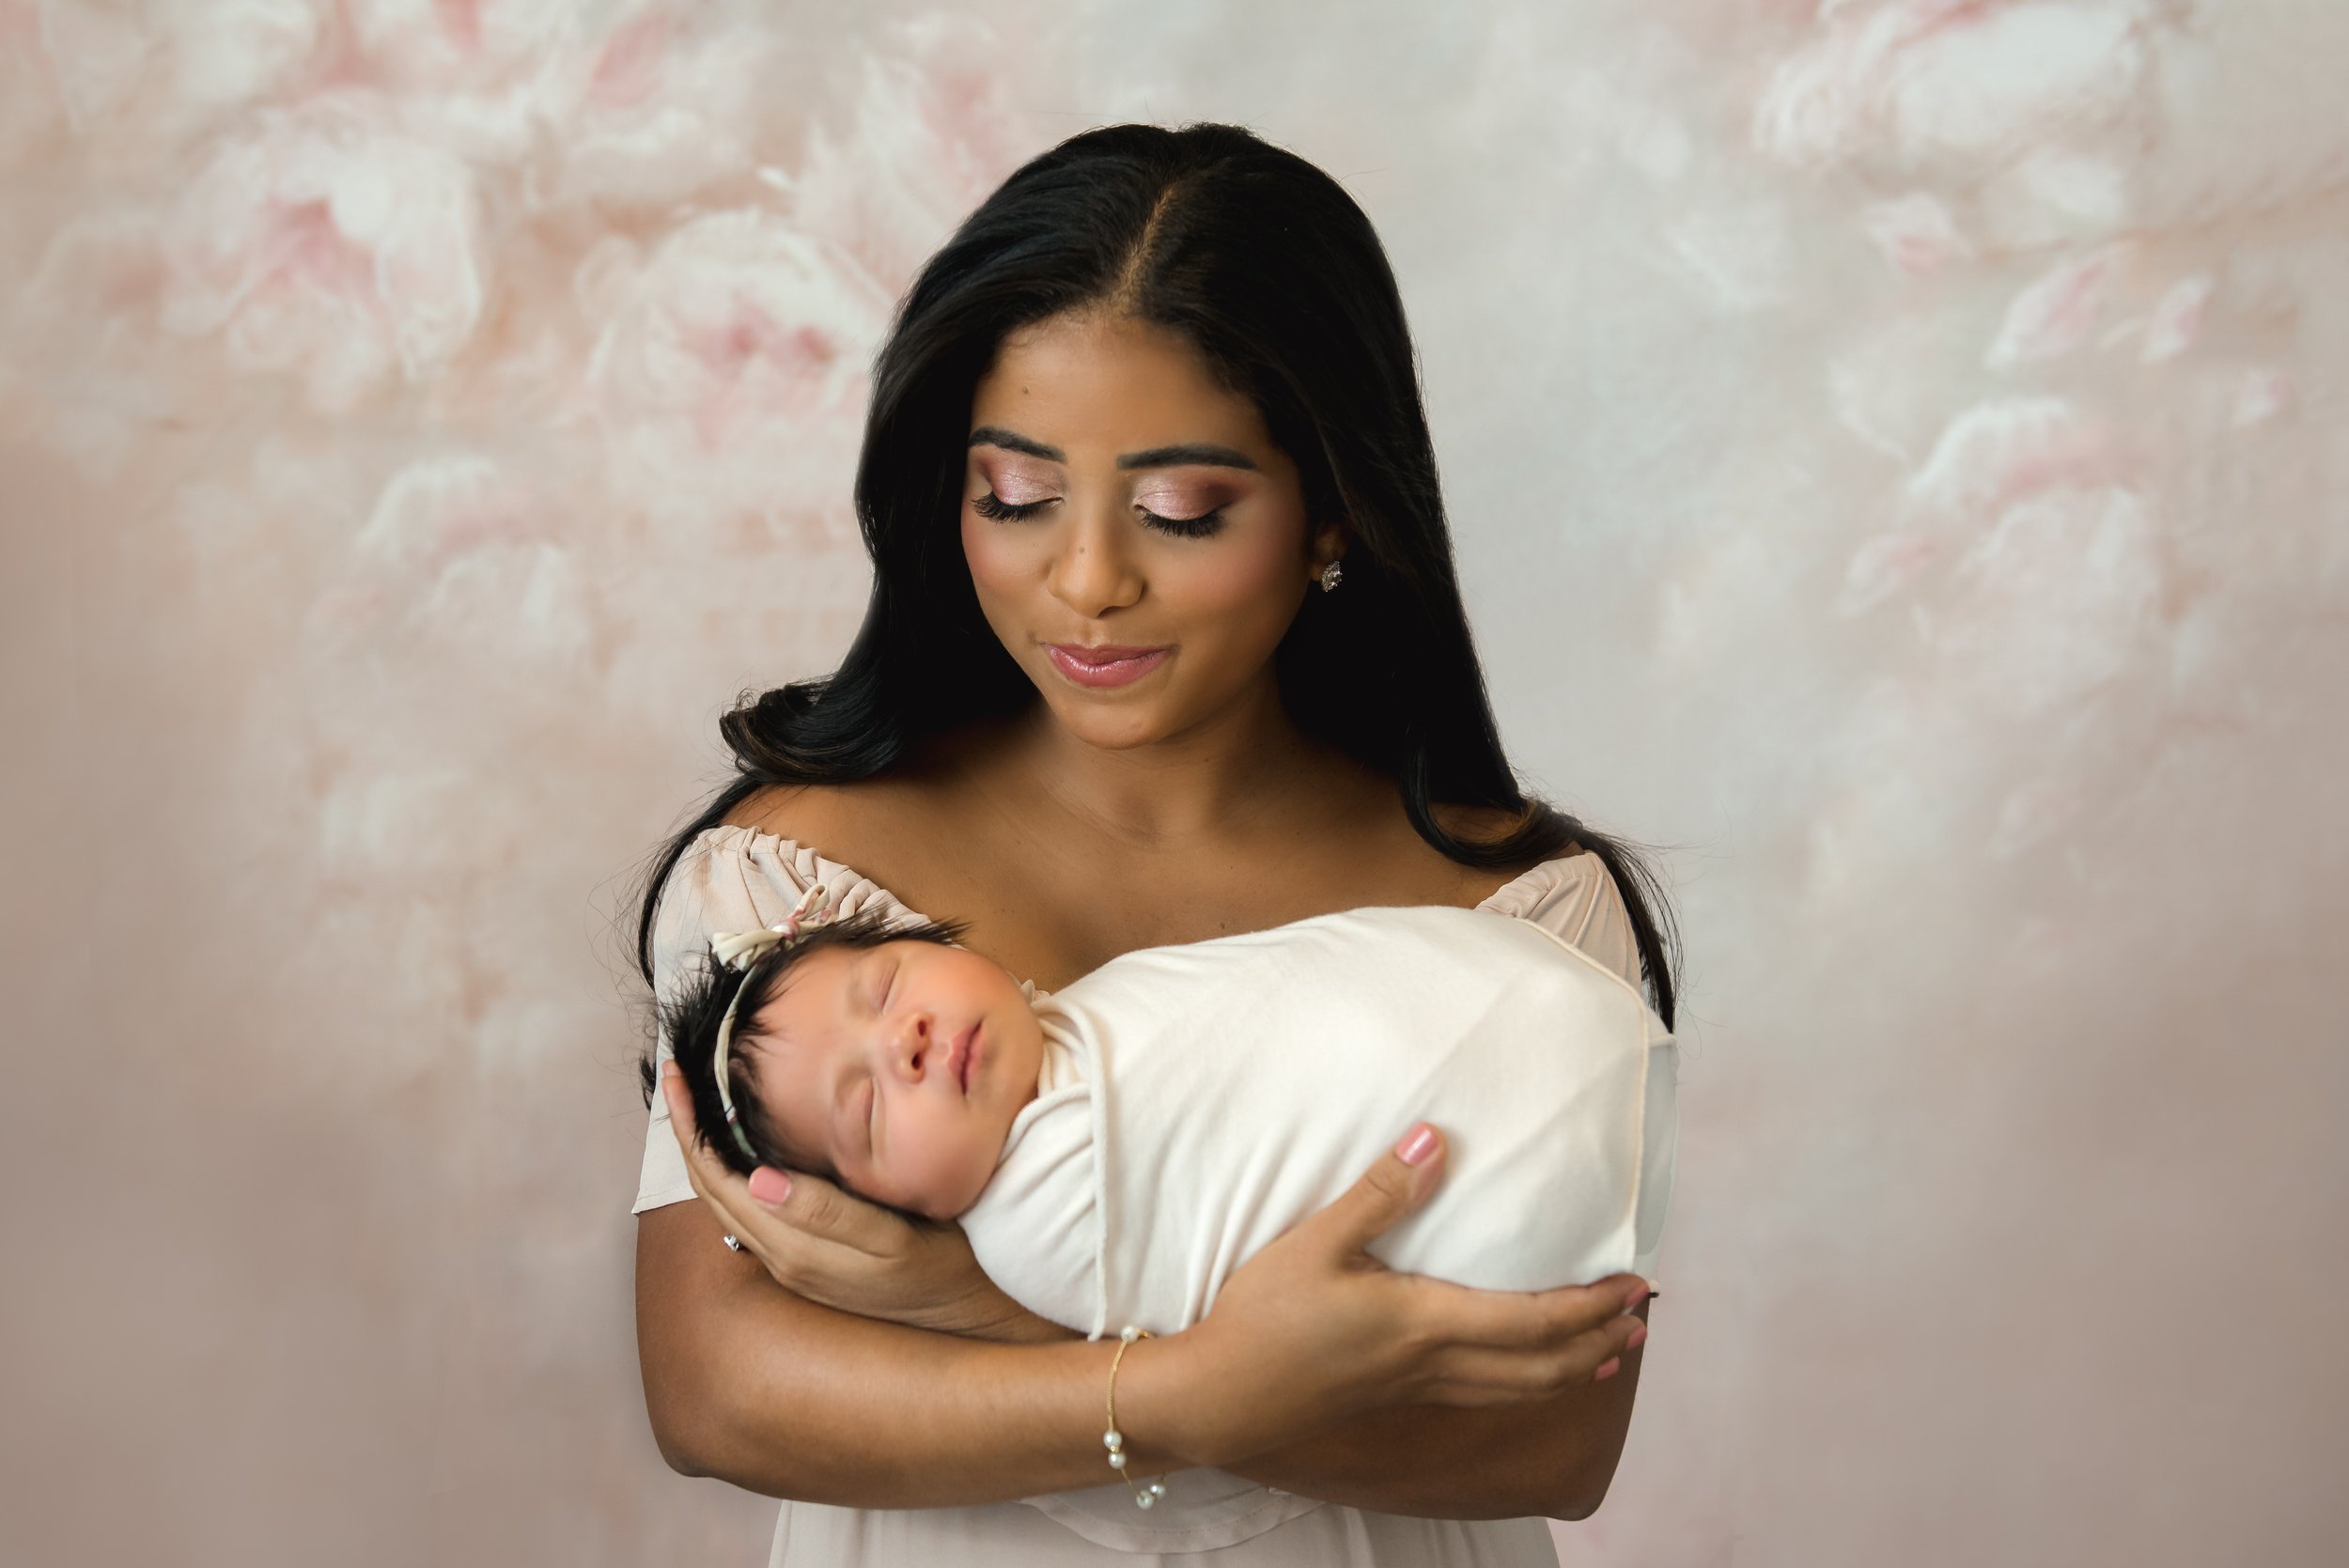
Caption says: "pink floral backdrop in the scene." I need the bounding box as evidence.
[5,3,2342,1563]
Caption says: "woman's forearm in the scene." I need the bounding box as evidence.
[945,1297,1650,1518]
[639,1203,1204,1505]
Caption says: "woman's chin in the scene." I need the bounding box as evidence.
[1039,696,1169,750]
[1042,686,1236,755]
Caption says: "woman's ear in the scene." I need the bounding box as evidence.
[1308,516,1350,581]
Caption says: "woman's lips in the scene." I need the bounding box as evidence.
[1046,644,1169,689]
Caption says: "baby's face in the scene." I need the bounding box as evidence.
[740,939,1043,1219]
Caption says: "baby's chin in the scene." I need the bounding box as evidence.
[902,1161,997,1223]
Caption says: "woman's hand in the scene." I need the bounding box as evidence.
[658,1062,1072,1343]
[1137,1122,1652,1470]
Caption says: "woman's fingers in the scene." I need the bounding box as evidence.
[1302,1122,1448,1254]
[741,1164,913,1260]
[1379,1268,1647,1406]
[1397,1279,1646,1401]
[1412,1271,1646,1354]
[659,1059,706,1157]
[661,1062,773,1247]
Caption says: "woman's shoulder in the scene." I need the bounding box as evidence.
[722,780,894,860]
[722,775,970,894]
[722,716,1004,855]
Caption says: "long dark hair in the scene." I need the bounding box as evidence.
[633,121,1679,1027]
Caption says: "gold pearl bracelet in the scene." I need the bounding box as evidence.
[1103,1326,1169,1509]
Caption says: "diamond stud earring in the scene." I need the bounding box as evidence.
[1318,559,1344,593]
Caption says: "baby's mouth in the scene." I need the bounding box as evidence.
[952,1023,979,1096]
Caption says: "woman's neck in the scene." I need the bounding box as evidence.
[991,680,1360,852]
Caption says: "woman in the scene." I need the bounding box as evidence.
[630,121,1678,1564]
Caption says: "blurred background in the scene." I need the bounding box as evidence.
[4,1,2343,1562]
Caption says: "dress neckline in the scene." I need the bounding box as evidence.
[693,822,1599,992]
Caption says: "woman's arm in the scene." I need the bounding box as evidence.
[892,1292,1653,1520]
[638,1197,1190,1501]
[890,1270,1653,1520]
[639,1088,1648,1513]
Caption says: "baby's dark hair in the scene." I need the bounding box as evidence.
[636,902,969,1199]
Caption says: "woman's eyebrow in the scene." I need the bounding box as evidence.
[969,425,1058,460]
[967,426,1257,473]
[1116,442,1256,472]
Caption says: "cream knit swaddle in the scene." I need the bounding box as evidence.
[959,903,1678,1341]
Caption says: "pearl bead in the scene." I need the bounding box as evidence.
[1104,1431,1122,1451]
[1109,1451,1128,1469]
[1135,1492,1156,1509]
[1147,1481,1167,1498]
[1120,1326,1141,1343]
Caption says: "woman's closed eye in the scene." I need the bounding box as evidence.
[1139,505,1223,538]
[972,489,1224,539]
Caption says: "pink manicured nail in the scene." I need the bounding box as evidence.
[1594,1358,1621,1381]
[1623,1281,1650,1312]
[748,1168,791,1205]
[1395,1124,1437,1165]
[1625,1324,1648,1351]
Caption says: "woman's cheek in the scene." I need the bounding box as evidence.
[1168,529,1302,625]
[960,515,1022,644]
[961,507,1037,599]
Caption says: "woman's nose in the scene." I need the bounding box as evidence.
[1046,509,1143,618]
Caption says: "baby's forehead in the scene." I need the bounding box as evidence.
[746,944,863,1042]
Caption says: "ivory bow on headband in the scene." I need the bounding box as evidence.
[707,881,832,1160]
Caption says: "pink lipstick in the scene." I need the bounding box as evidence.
[1046,644,1169,689]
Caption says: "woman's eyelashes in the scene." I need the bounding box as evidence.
[970,490,1044,522]
[971,489,1225,539]
[1143,505,1224,539]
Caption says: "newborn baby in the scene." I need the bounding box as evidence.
[662,884,1677,1340]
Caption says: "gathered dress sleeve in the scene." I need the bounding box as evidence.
[1476,848,1644,988]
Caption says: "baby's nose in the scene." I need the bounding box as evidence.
[893,1014,931,1075]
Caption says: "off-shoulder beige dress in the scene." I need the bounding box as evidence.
[632,824,1656,1566]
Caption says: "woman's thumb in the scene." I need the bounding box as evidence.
[1323,1123,1446,1250]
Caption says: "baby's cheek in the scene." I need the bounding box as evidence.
[922,1129,997,1219]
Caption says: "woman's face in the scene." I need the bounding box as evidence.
[959,309,1344,750]
[741,939,1044,1219]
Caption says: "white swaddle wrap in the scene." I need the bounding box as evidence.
[959,902,1678,1342]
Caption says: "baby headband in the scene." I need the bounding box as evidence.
[706,880,833,1162]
